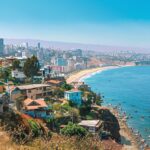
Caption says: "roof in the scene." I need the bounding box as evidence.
[78,120,101,128]
[21,113,33,119]
[47,80,62,84]
[23,98,48,110]
[5,85,16,92]
[16,84,50,90]
[24,98,33,106]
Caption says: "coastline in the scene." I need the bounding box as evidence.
[66,66,120,84]
[66,65,141,149]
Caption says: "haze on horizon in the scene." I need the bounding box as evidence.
[1,0,150,49]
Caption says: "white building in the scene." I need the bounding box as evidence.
[11,70,26,80]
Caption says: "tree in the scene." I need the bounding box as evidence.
[52,88,64,98]
[0,68,10,82]
[68,108,80,123]
[61,122,87,137]
[12,59,20,70]
[23,56,40,78]
[61,82,73,91]
[79,105,91,116]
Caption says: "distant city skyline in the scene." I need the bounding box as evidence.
[1,0,150,48]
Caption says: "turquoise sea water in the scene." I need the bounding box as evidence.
[83,66,150,145]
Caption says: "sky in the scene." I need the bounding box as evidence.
[0,0,150,48]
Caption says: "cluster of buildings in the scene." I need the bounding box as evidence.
[0,78,85,118]
[0,39,89,119]
[0,39,90,82]
[0,38,114,135]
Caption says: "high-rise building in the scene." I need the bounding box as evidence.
[55,57,67,66]
[37,42,41,49]
[0,38,4,55]
[25,42,29,49]
[72,49,82,57]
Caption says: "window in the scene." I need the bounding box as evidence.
[28,90,31,93]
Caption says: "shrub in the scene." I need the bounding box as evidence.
[28,120,41,137]
[61,82,73,90]
[60,122,87,137]
[79,105,91,116]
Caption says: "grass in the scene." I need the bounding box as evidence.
[0,133,104,150]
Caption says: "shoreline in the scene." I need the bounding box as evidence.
[66,65,121,84]
[66,65,142,149]
[110,107,140,150]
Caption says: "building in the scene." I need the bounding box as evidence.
[78,120,102,134]
[71,82,91,91]
[11,70,26,81]
[0,38,4,55]
[50,65,67,73]
[15,56,27,68]
[0,56,26,68]
[11,84,52,101]
[71,49,82,57]
[40,66,51,78]
[55,57,67,66]
[64,89,82,105]
[47,79,64,87]
[22,98,52,119]
[1,57,16,67]
[75,63,85,70]
[37,42,41,49]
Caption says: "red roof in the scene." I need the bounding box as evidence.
[23,98,48,110]
[21,113,33,119]
[24,98,33,106]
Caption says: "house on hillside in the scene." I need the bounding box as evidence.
[78,120,102,134]
[64,89,82,105]
[11,84,52,101]
[22,98,52,119]
[71,82,91,91]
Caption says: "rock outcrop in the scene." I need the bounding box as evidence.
[92,106,121,143]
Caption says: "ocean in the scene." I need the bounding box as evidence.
[83,66,150,145]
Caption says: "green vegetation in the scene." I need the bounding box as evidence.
[51,87,64,98]
[61,122,87,137]
[0,111,52,144]
[12,59,20,70]
[61,82,73,90]
[23,55,40,78]
[0,67,11,82]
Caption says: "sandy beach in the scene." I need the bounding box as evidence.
[66,66,119,84]
[66,65,143,150]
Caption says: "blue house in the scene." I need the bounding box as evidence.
[23,98,53,119]
[64,89,82,105]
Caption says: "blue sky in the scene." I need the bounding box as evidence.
[0,0,150,47]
